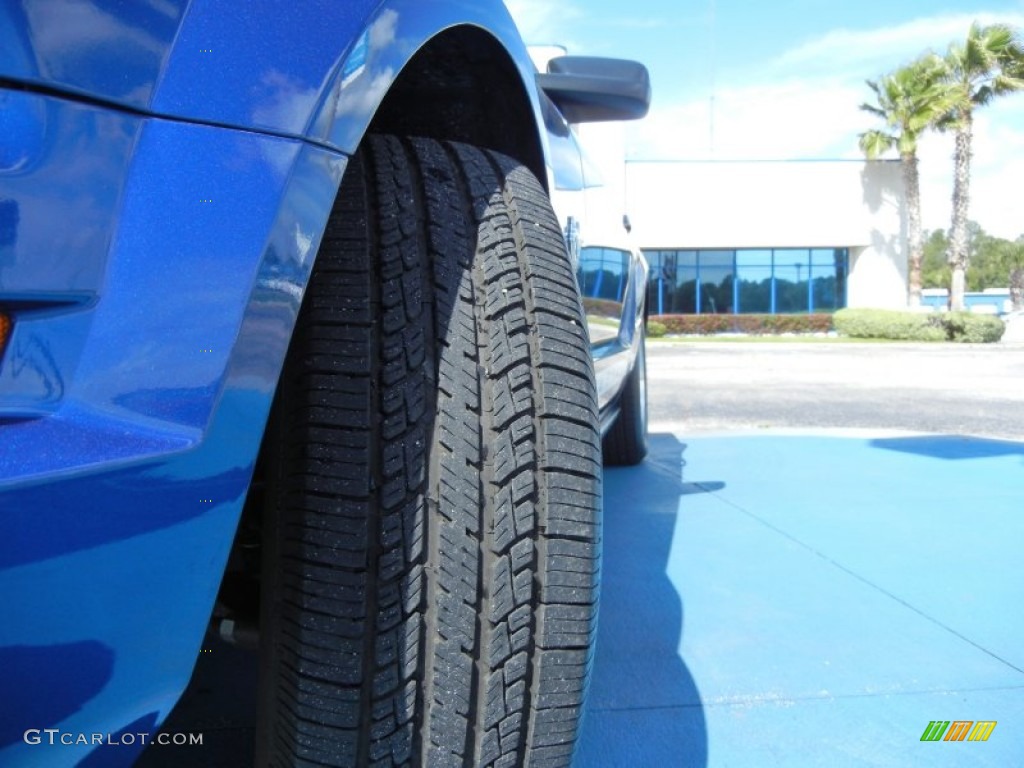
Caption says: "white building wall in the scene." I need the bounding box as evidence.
[619,160,908,310]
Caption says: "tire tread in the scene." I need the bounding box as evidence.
[259,135,600,768]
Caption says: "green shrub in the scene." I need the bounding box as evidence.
[646,320,667,338]
[656,314,731,335]
[942,312,1005,343]
[582,297,624,320]
[833,308,1005,342]
[833,309,945,341]
[650,313,834,335]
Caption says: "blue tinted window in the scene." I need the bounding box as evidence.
[698,250,734,314]
[578,247,629,302]
[644,247,848,315]
[644,250,697,314]
[773,250,809,313]
[735,250,772,313]
[811,249,847,310]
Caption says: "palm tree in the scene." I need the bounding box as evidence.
[1009,236,1024,311]
[859,54,949,308]
[939,22,1024,311]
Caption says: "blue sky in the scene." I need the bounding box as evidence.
[505,0,1024,238]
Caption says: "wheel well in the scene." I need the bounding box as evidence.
[367,26,546,188]
[216,28,548,637]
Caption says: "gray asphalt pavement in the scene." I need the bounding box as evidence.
[648,339,1024,439]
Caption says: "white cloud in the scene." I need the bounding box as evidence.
[625,78,867,161]
[773,12,1024,77]
[623,11,1024,239]
[369,8,399,49]
[252,70,319,135]
[503,0,583,45]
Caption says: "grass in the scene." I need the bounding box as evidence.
[649,334,908,344]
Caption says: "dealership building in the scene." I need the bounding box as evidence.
[573,125,909,316]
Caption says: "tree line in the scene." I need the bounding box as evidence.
[921,223,1024,308]
[858,22,1024,312]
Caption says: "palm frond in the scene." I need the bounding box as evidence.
[858,129,896,159]
[859,102,887,118]
[973,84,995,106]
[896,133,918,156]
[992,72,1024,94]
[858,52,958,147]
[940,22,1024,120]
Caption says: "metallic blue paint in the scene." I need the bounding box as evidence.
[0,109,345,764]
[152,0,374,139]
[0,0,190,109]
[0,1,612,764]
[1,1,547,158]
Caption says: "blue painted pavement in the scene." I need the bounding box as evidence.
[578,431,1024,767]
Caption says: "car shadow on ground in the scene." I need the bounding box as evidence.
[577,432,712,768]
[871,434,1024,462]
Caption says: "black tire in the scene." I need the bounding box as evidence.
[602,328,648,466]
[256,135,602,768]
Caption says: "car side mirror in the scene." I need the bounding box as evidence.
[536,56,651,123]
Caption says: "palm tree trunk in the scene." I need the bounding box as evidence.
[901,152,923,308]
[1011,267,1024,311]
[948,115,972,312]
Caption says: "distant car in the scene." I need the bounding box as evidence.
[0,3,649,766]
[572,220,650,465]
[1002,309,1024,342]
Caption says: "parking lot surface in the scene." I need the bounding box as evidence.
[580,430,1023,767]
[647,340,1024,439]
[578,339,1023,766]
